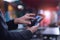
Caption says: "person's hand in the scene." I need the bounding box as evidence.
[27,23,39,33]
[14,13,35,24]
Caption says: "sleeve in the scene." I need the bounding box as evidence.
[0,20,33,40]
[0,27,33,40]
[6,20,18,30]
[0,16,33,40]
[0,28,33,40]
[7,30,33,40]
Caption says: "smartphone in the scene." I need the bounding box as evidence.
[26,9,43,27]
[28,15,43,27]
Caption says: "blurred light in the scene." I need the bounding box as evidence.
[38,10,44,14]
[4,0,18,2]
[57,6,59,9]
[40,10,44,14]
[17,5,24,10]
[44,10,51,18]
[43,10,51,26]
[8,5,14,11]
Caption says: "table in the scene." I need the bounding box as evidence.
[41,27,60,40]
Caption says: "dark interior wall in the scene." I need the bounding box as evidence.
[22,0,59,9]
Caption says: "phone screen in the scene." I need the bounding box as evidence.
[34,15,43,26]
[33,15,43,26]
[28,15,43,27]
[26,9,43,27]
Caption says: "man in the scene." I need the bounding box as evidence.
[0,0,39,40]
[0,13,39,40]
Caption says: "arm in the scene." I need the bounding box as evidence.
[6,13,35,30]
[0,16,32,40]
[8,30,33,40]
[0,14,39,40]
[0,27,33,40]
[6,20,18,30]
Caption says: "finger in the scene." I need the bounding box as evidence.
[26,13,35,16]
[27,17,36,20]
[33,23,40,27]
[24,21,31,24]
[36,23,40,27]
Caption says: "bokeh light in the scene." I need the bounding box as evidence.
[44,10,51,18]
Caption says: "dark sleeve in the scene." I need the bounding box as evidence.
[0,28,33,40]
[6,20,18,30]
[0,16,33,40]
[8,30,33,40]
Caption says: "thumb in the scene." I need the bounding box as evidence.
[34,23,40,27]
[32,23,40,29]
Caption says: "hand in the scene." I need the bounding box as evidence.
[27,23,39,33]
[14,13,35,24]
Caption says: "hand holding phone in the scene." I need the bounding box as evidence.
[28,15,43,27]
[26,9,44,27]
